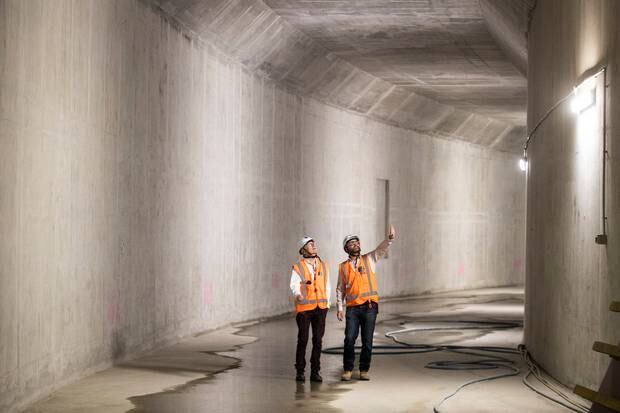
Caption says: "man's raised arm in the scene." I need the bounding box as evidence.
[371,224,396,261]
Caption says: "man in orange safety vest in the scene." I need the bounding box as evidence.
[290,236,331,382]
[337,224,395,381]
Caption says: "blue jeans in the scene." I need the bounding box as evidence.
[343,302,378,372]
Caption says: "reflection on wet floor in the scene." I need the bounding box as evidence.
[125,288,564,413]
[127,313,350,413]
[26,288,572,413]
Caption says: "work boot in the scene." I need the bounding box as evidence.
[295,371,305,382]
[359,370,370,381]
[310,372,323,382]
[341,370,352,381]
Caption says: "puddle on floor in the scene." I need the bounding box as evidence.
[127,316,351,413]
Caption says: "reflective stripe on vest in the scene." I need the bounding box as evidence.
[340,254,378,306]
[294,259,328,313]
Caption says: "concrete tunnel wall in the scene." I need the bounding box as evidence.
[0,0,525,411]
[526,0,620,390]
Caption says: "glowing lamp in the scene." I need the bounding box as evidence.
[570,81,596,114]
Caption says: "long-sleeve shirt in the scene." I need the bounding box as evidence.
[290,258,331,308]
[336,239,392,312]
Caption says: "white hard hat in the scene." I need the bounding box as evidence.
[342,234,359,250]
[298,236,314,254]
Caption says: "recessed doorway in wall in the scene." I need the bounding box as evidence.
[376,179,390,259]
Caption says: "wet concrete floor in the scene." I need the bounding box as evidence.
[26,287,584,413]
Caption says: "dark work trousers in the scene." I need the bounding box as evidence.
[295,307,328,374]
[343,301,378,372]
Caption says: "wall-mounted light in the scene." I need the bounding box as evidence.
[521,65,608,244]
[570,78,596,114]
[569,68,608,244]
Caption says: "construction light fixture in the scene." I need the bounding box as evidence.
[522,65,608,244]
[519,152,528,171]
[570,78,596,114]
[571,67,608,244]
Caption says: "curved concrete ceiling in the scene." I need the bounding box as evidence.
[146,0,535,153]
[479,0,536,76]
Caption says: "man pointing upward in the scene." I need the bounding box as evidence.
[336,224,396,381]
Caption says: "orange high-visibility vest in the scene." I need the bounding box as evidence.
[293,259,329,313]
[339,254,379,307]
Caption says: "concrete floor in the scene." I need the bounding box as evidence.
[25,288,581,413]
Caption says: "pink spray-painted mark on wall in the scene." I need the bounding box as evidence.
[271,272,278,288]
[203,282,213,306]
[107,302,120,325]
[457,263,465,276]
[513,258,523,270]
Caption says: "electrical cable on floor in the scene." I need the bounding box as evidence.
[386,321,520,413]
[518,345,590,413]
[324,320,520,412]
[323,320,589,413]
